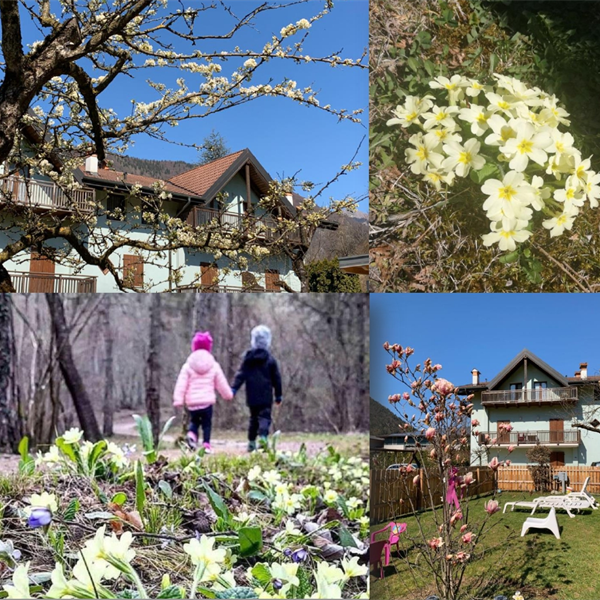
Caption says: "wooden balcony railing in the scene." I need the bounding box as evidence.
[187,207,303,244]
[176,284,276,293]
[481,387,578,406]
[1,175,95,213]
[480,430,581,446]
[9,272,97,293]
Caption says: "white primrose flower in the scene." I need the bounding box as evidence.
[485,92,518,117]
[547,130,576,163]
[63,427,83,444]
[584,171,600,208]
[482,171,535,221]
[500,120,552,172]
[429,74,468,102]
[571,155,594,182]
[421,105,459,130]
[442,138,485,177]
[423,126,462,148]
[484,114,517,147]
[422,168,455,191]
[2,562,32,599]
[543,206,578,237]
[482,219,532,251]
[387,95,434,128]
[458,105,491,136]
[405,132,444,175]
[465,79,485,97]
[539,96,571,127]
[530,175,552,211]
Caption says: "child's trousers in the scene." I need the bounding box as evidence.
[188,406,213,444]
[248,405,272,441]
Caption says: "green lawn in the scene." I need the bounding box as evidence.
[371,492,600,600]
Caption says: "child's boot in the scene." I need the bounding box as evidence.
[248,440,257,453]
[202,442,212,454]
[186,431,198,450]
[258,435,268,450]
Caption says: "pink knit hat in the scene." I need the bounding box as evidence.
[191,331,213,352]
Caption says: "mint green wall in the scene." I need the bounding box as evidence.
[469,383,600,467]
[494,363,562,390]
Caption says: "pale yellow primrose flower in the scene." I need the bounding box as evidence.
[341,556,368,578]
[63,427,84,444]
[2,563,32,599]
[183,535,226,581]
[28,491,58,513]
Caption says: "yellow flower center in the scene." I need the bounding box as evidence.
[435,112,446,121]
[555,141,564,152]
[476,113,487,123]
[499,186,516,200]
[406,112,418,122]
[498,101,510,110]
[427,173,441,181]
[557,215,567,226]
[500,231,515,239]
[416,147,428,160]
[445,83,456,90]
[517,139,534,154]
[500,127,515,142]
[566,188,575,200]
[458,152,472,165]
[576,165,586,177]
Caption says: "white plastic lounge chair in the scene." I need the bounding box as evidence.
[566,476,598,509]
[521,507,560,540]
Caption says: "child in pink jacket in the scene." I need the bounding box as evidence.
[173,331,233,453]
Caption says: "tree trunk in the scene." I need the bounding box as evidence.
[145,295,161,446]
[46,294,102,441]
[0,293,22,452]
[101,300,115,437]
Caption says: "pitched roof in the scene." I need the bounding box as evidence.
[487,349,569,389]
[76,167,200,199]
[169,150,246,198]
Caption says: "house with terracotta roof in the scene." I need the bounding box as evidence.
[456,349,600,467]
[1,142,331,292]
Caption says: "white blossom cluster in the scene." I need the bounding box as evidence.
[388,73,600,251]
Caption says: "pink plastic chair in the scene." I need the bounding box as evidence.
[370,539,390,579]
[370,521,407,558]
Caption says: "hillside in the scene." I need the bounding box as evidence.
[370,397,407,437]
[108,153,196,181]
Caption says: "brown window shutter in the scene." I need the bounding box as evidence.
[242,271,263,291]
[201,262,219,290]
[123,254,144,288]
[29,252,55,293]
[265,269,281,292]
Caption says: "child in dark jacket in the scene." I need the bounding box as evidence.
[231,325,282,452]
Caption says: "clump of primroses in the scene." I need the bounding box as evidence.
[383,343,514,600]
[388,73,600,251]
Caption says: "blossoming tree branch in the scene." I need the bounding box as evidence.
[387,73,600,253]
[382,343,515,600]
[0,0,365,291]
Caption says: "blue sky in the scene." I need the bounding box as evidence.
[371,294,600,412]
[19,1,368,210]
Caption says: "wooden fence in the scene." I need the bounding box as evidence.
[371,465,600,524]
[497,465,600,493]
[371,467,495,524]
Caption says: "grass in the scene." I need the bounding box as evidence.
[371,492,600,600]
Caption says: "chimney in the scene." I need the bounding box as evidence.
[581,362,588,380]
[471,368,480,385]
[575,370,581,378]
[85,154,98,174]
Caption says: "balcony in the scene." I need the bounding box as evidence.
[481,387,578,406]
[1,175,95,213]
[479,430,581,447]
[176,284,277,293]
[9,272,97,293]
[187,207,303,245]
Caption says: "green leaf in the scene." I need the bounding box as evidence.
[194,587,217,599]
[490,53,499,72]
[111,492,127,506]
[423,60,434,77]
[156,585,186,599]
[158,480,173,500]
[406,57,419,72]
[238,527,263,557]
[338,526,358,548]
[158,416,176,448]
[18,436,29,460]
[475,162,498,183]
[55,437,77,463]
[63,499,80,521]
[135,460,146,515]
[88,440,107,474]
[499,250,519,264]
[203,482,230,523]
[247,490,268,503]
[133,414,156,464]
[250,564,272,588]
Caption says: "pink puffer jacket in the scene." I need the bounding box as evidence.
[173,350,233,410]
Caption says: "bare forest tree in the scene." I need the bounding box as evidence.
[0,1,366,292]
[0,293,368,453]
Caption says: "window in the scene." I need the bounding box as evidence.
[200,262,219,291]
[510,383,523,390]
[534,381,547,400]
[265,269,281,293]
[509,382,523,402]
[106,194,126,220]
[123,254,144,288]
